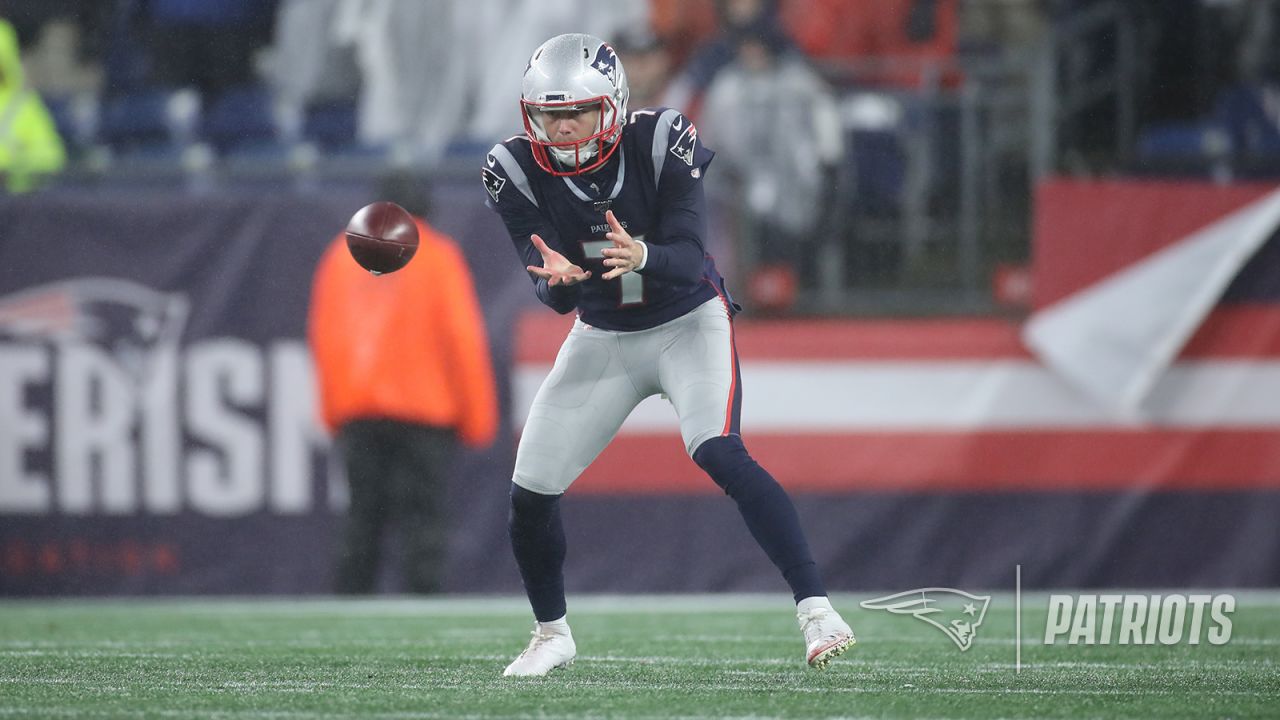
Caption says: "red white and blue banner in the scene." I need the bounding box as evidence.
[515,181,1280,495]
[516,309,1280,493]
[1,178,1278,596]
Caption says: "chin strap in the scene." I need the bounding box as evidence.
[548,140,599,168]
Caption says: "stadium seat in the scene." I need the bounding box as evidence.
[42,95,83,156]
[1137,122,1226,161]
[1213,85,1280,177]
[1133,121,1230,178]
[839,91,936,216]
[302,100,358,150]
[445,139,494,160]
[98,88,186,152]
[201,84,280,153]
[847,129,908,215]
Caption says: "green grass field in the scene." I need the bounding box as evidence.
[1,593,1276,719]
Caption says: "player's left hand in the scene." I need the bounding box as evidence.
[600,210,645,280]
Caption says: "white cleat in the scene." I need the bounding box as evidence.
[798,607,856,669]
[502,621,577,677]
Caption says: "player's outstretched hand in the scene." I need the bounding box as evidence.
[600,210,645,280]
[528,233,591,287]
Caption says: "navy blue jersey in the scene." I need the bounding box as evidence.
[483,108,731,331]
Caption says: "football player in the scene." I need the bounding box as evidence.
[483,33,855,677]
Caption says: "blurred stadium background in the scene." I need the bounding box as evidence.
[2,0,1279,603]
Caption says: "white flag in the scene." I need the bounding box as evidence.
[1024,186,1280,413]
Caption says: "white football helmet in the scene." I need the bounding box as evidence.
[521,33,630,176]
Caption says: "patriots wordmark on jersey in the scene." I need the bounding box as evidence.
[484,108,735,331]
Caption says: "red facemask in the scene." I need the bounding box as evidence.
[521,95,622,177]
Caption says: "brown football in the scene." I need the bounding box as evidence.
[344,201,419,274]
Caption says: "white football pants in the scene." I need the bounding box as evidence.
[513,297,739,495]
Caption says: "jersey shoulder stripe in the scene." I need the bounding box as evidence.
[648,108,682,188]
[486,141,538,207]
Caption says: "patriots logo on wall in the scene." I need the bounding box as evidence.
[591,43,618,84]
[670,122,698,166]
[0,277,189,385]
[482,167,506,203]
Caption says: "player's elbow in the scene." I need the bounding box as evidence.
[642,239,704,285]
[646,260,702,286]
[537,291,576,314]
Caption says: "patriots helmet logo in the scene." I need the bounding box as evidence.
[591,43,619,85]
[860,588,992,651]
[670,122,698,167]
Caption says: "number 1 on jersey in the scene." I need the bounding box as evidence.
[583,237,644,306]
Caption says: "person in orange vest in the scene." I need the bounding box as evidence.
[308,173,498,594]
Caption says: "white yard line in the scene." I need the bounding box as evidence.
[5,591,1280,614]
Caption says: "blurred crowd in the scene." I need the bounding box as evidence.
[1,0,1278,310]
[1,1,1276,175]
[0,0,983,175]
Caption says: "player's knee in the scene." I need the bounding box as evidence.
[692,435,759,495]
[511,468,567,496]
[692,435,751,473]
[508,483,561,529]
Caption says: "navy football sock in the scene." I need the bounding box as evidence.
[508,483,568,622]
[693,436,826,602]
